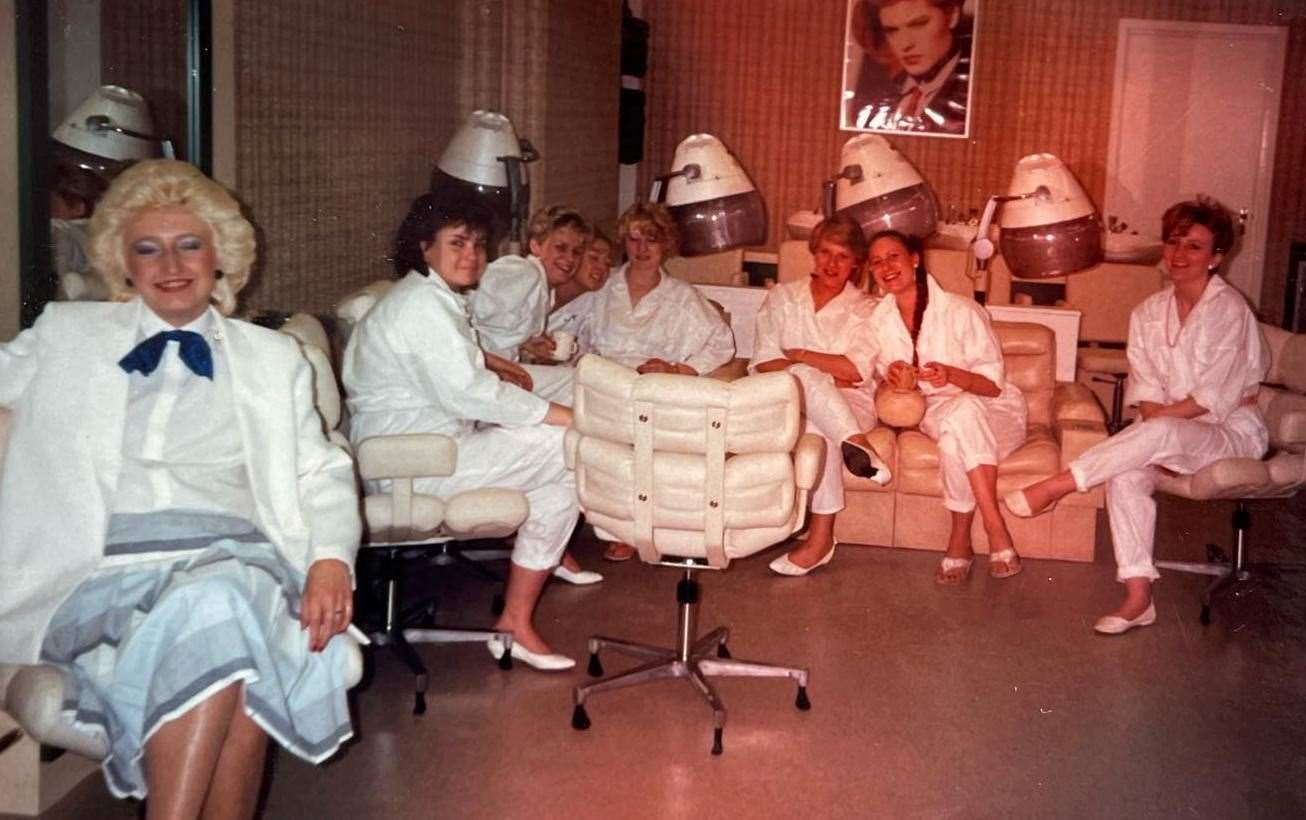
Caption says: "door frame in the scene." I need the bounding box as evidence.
[1104,19,1287,307]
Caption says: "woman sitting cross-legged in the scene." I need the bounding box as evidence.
[342,193,580,670]
[865,229,1028,584]
[0,159,361,818]
[1005,197,1268,634]
[751,214,891,576]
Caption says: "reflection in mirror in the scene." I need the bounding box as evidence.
[27,0,203,321]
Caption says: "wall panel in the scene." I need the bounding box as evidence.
[640,0,1306,323]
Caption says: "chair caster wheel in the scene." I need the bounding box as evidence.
[1200,605,1211,626]
[795,686,811,711]
[711,728,723,755]
[571,704,591,731]
[497,651,513,671]
[716,643,731,659]
[491,593,505,616]
[587,653,604,677]
[413,692,426,715]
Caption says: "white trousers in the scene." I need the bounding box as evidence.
[415,424,579,571]
[790,364,877,515]
[920,391,1027,513]
[1070,410,1267,582]
[523,363,576,406]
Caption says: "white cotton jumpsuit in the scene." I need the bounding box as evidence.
[342,269,579,571]
[574,264,736,374]
[867,274,1027,513]
[749,277,880,514]
[1068,275,1269,581]
[468,254,575,404]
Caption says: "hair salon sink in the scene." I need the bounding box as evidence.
[1102,232,1163,265]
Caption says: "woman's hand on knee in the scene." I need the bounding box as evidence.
[302,559,353,652]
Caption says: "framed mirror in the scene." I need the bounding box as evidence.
[18,0,211,327]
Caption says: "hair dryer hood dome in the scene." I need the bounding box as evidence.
[436,110,528,188]
[53,85,163,163]
[833,134,938,239]
[998,153,1102,278]
[664,134,766,256]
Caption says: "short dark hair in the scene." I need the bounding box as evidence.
[865,0,963,50]
[391,193,497,277]
[1161,196,1236,258]
[808,213,869,260]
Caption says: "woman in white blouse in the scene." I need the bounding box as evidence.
[0,160,360,816]
[342,193,579,670]
[565,202,736,561]
[751,215,891,576]
[1006,198,1268,634]
[866,229,1028,585]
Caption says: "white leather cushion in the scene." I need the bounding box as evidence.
[280,313,332,357]
[357,434,458,481]
[3,665,108,759]
[335,280,395,325]
[444,488,530,538]
[363,495,447,543]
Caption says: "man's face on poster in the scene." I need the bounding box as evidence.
[878,0,960,78]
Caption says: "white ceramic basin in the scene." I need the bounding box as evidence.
[785,210,822,240]
[1103,232,1163,265]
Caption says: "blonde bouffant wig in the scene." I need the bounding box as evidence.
[90,159,255,315]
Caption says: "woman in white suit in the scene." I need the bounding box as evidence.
[865,229,1027,584]
[1005,198,1268,634]
[0,160,361,818]
[342,193,579,671]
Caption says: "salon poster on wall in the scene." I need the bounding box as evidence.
[840,0,978,138]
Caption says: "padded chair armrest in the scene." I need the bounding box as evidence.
[1052,381,1107,425]
[2,665,108,759]
[356,433,458,481]
[793,433,824,490]
[1055,417,1108,471]
[1260,385,1306,452]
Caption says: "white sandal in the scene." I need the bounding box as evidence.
[934,555,973,585]
[988,548,1023,579]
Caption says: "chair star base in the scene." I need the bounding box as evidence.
[570,569,810,755]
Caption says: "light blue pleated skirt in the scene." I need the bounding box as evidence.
[39,512,355,799]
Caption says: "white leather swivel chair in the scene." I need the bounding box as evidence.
[1155,323,1306,624]
[565,355,824,754]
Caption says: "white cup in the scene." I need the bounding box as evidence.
[551,331,577,362]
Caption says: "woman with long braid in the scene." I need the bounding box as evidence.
[864,230,1027,583]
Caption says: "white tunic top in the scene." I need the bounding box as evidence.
[867,274,1023,407]
[1124,275,1269,427]
[748,277,880,382]
[343,269,548,444]
[469,254,551,361]
[579,264,736,374]
[113,307,254,522]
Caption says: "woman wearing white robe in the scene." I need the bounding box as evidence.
[866,230,1027,584]
[0,160,360,816]
[1006,198,1268,634]
[577,203,735,377]
[751,215,891,576]
[469,205,591,405]
[343,193,579,670]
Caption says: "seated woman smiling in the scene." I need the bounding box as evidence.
[342,193,579,669]
[0,160,361,818]
[751,214,891,576]
[865,229,1027,584]
[1005,198,1268,634]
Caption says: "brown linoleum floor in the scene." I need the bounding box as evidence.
[28,494,1306,819]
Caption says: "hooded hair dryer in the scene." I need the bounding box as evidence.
[653,133,766,256]
[828,134,938,239]
[431,110,538,246]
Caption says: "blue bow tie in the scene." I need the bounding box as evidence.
[119,330,214,379]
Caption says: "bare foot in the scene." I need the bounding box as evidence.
[603,542,636,561]
[560,550,583,573]
[985,526,1022,578]
[493,618,555,655]
[1104,579,1153,621]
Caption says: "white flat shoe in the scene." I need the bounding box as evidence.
[769,545,836,577]
[1093,603,1157,635]
[1003,488,1035,517]
[841,441,891,485]
[487,636,576,671]
[552,565,603,585]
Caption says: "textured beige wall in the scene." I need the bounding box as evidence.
[232,0,621,315]
[640,0,1306,325]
